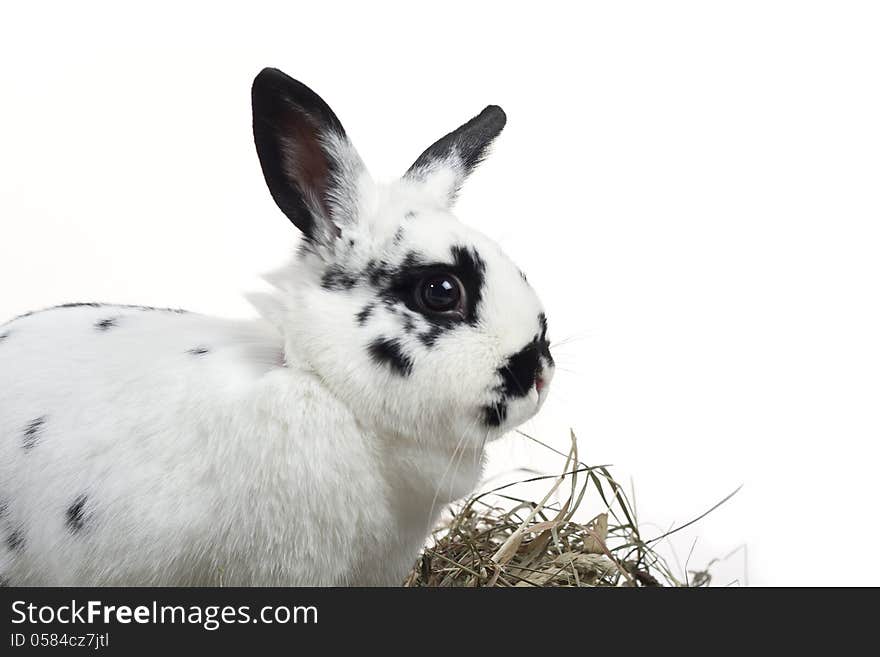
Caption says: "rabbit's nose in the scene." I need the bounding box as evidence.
[499,338,554,398]
[535,339,554,395]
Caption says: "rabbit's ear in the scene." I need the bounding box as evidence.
[252,68,368,244]
[405,105,506,207]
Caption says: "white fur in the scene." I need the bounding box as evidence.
[0,122,552,588]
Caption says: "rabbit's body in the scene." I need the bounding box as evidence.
[0,69,553,585]
[0,303,479,585]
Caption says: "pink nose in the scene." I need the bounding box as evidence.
[535,375,545,394]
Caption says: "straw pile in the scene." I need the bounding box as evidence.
[405,430,738,587]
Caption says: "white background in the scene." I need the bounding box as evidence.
[2,2,878,586]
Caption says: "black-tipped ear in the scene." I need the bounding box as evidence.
[252,68,366,244]
[405,105,507,205]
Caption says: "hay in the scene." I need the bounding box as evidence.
[405,430,738,587]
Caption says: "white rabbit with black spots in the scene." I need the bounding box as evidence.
[0,68,554,586]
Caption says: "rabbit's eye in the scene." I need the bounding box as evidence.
[418,274,465,314]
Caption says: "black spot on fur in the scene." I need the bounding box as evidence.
[6,529,24,552]
[139,304,186,314]
[0,331,8,343]
[404,211,416,220]
[537,314,554,366]
[393,227,405,244]
[402,314,416,334]
[0,502,6,517]
[22,416,46,451]
[499,343,542,398]
[356,304,375,326]
[494,332,554,400]
[483,401,507,427]
[450,246,486,325]
[366,259,394,287]
[4,302,187,326]
[401,251,426,269]
[368,338,413,376]
[187,346,210,356]
[66,495,88,533]
[95,317,118,331]
[382,299,399,316]
[418,325,444,348]
[321,266,358,291]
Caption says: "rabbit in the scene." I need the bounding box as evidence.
[0,68,554,586]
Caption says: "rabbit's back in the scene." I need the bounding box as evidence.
[0,303,297,584]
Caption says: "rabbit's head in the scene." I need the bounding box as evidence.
[250,68,553,451]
